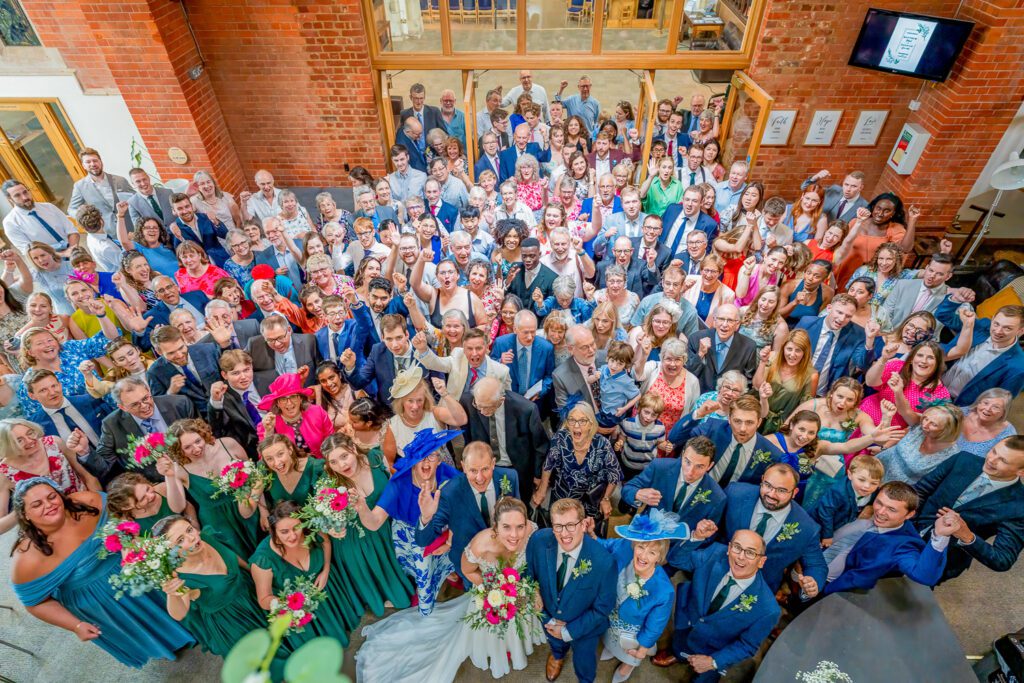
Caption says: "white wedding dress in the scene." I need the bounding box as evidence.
[356,528,545,682]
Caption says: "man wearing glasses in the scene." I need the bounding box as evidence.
[685,303,758,393]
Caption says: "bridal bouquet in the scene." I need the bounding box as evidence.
[120,432,176,471]
[462,565,542,639]
[209,460,272,504]
[269,576,326,635]
[96,518,141,559]
[109,535,185,600]
[296,479,365,541]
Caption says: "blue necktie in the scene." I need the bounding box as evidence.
[715,341,728,369]
[333,332,344,359]
[669,217,689,257]
[29,210,65,245]
[181,365,200,387]
[242,391,262,426]
[518,348,530,390]
[140,417,155,433]
[813,330,835,374]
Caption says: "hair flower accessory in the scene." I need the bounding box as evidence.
[69,270,98,285]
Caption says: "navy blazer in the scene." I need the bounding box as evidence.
[525,530,617,642]
[935,296,1024,406]
[345,341,434,406]
[36,394,111,441]
[146,343,221,413]
[913,451,1024,581]
[490,333,555,398]
[653,132,689,167]
[171,215,229,266]
[659,205,719,256]
[138,290,211,351]
[474,154,501,181]
[399,105,448,137]
[823,521,946,595]
[414,467,520,583]
[670,542,781,670]
[795,316,871,388]
[394,130,427,172]
[348,299,413,358]
[807,478,871,540]
[498,143,551,182]
[629,236,673,274]
[722,483,827,592]
[315,320,361,364]
[668,415,784,489]
[429,200,460,233]
[595,258,659,298]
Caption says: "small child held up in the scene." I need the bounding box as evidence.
[807,454,885,548]
[617,392,670,480]
[596,340,641,429]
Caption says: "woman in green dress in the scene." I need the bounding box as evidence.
[250,500,358,649]
[752,328,818,434]
[105,469,199,534]
[321,433,413,616]
[259,434,324,506]
[166,418,263,558]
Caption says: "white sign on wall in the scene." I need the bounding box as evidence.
[804,110,842,146]
[761,110,797,146]
[848,110,889,147]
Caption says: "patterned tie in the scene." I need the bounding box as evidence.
[708,577,737,613]
[479,491,491,527]
[242,391,262,427]
[469,366,479,387]
[148,194,164,221]
[836,199,847,219]
[672,481,689,512]
[717,444,744,487]
[556,552,569,590]
[29,210,64,244]
[813,330,835,374]
[140,417,155,433]
[586,366,602,411]
[754,512,772,537]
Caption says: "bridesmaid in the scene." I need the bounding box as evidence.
[249,501,359,649]
[105,469,197,533]
[259,434,324,506]
[321,433,413,616]
[765,410,821,499]
[167,418,262,558]
[11,479,195,668]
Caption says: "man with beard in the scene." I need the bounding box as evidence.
[68,147,133,239]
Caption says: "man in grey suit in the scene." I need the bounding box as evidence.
[880,253,955,331]
[801,169,869,223]
[246,314,322,394]
[127,167,175,228]
[551,325,601,417]
[68,147,134,239]
[198,299,262,351]
[400,83,448,137]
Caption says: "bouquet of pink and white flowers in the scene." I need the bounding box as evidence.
[462,565,542,639]
[269,575,325,635]
[296,479,364,540]
[119,432,176,471]
[96,518,141,559]
[209,460,272,504]
[108,535,185,600]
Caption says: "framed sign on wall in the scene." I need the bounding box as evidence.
[761,110,797,146]
[804,110,843,146]
[849,110,889,146]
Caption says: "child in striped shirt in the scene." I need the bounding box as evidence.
[617,392,670,480]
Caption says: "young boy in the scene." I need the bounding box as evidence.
[208,349,263,458]
[617,392,670,478]
[596,341,641,429]
[808,454,885,547]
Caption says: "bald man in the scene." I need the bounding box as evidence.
[500,70,551,123]
[438,89,467,147]
[685,303,758,393]
[497,123,550,182]
[395,116,428,173]
[243,169,282,222]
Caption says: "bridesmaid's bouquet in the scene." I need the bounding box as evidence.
[296,479,365,541]
[109,535,185,600]
[209,460,272,504]
[96,518,141,559]
[268,576,326,635]
[462,565,542,639]
[120,432,176,470]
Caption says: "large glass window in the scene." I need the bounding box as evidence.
[677,0,746,52]
[526,0,593,52]
[374,0,443,52]
[451,1,516,51]
[601,0,673,52]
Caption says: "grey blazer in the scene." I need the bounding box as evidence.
[246,333,322,395]
[879,280,948,332]
[801,176,869,223]
[69,173,134,238]
[128,186,177,229]
[551,360,596,416]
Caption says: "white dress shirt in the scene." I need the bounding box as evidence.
[709,437,755,485]
[43,401,100,446]
[473,481,498,519]
[549,540,585,642]
[750,501,791,543]
[709,570,757,610]
[247,189,282,222]
[2,203,76,255]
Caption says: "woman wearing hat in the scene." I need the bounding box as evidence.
[353,428,463,616]
[595,509,682,682]
[257,373,335,459]
[381,365,467,469]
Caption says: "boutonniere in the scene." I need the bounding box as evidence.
[731,593,758,612]
[499,474,513,497]
[689,488,712,507]
[840,417,859,432]
[571,559,592,579]
[775,522,800,542]
[625,577,648,603]
[750,449,774,467]
[797,456,814,475]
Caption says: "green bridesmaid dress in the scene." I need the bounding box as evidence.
[268,458,324,506]
[249,536,359,649]
[134,495,173,534]
[187,471,261,558]
[331,451,414,617]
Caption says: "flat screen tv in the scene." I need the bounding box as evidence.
[848,8,975,82]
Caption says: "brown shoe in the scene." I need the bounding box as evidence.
[545,653,565,681]
[652,648,678,668]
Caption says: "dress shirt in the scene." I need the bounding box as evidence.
[209,384,263,410]
[476,111,495,136]
[549,539,584,642]
[758,218,794,250]
[3,203,76,254]
[501,84,551,122]
[482,154,501,178]
[246,189,282,222]
[474,480,498,519]
[132,407,169,433]
[274,342,299,375]
[523,265,541,290]
[517,340,533,381]
[594,155,611,179]
[393,350,414,375]
[575,359,599,405]
[43,401,100,445]
[713,333,733,369]
[440,176,469,210]
[942,338,1012,398]
[709,571,756,611]
[491,403,510,466]
[674,471,701,508]
[557,94,601,133]
[750,500,791,543]
[709,437,754,486]
[912,283,944,312]
[956,473,1016,506]
[387,168,428,204]
[174,358,202,384]
[541,253,583,296]
[605,212,647,242]
[713,181,746,216]
[680,165,707,188]
[664,210,699,256]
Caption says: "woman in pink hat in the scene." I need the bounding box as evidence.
[256,373,334,458]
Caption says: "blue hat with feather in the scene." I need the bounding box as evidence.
[615,509,690,542]
[392,428,462,475]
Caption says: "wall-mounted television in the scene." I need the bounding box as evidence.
[848,9,975,82]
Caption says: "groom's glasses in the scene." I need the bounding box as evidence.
[552,521,582,533]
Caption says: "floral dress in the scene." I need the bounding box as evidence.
[544,431,621,519]
[848,266,920,307]
[516,181,546,213]
[280,206,314,239]
[17,332,110,422]
[648,373,690,436]
[0,435,85,493]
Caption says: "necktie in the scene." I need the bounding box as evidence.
[479,491,491,527]
[715,341,728,369]
[689,171,696,187]
[836,199,847,218]
[825,520,877,580]
[181,365,200,387]
[672,481,689,512]
[28,210,64,244]
[708,576,737,613]
[488,412,501,455]
[518,348,530,389]
[667,141,674,159]
[556,552,569,590]
[242,391,262,427]
[430,204,438,216]
[813,330,835,374]
[669,217,689,257]
[586,366,602,411]
[754,512,772,537]
[718,444,744,486]
[140,417,155,433]
[491,156,498,175]
[913,286,934,313]
[55,407,98,447]
[148,194,164,221]
[955,478,993,508]
[469,366,479,387]
[332,331,343,359]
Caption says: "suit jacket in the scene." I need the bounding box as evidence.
[674,251,706,279]
[414,468,520,583]
[526,530,617,642]
[489,334,555,399]
[879,280,949,332]
[146,344,221,413]
[800,176,869,222]
[595,258,659,298]
[127,187,176,228]
[685,329,758,393]
[69,173,134,238]
[722,483,827,592]
[935,296,1024,406]
[552,359,595,415]
[348,298,411,356]
[795,316,871,389]
[85,395,197,486]
[824,521,947,596]
[660,205,719,256]
[498,143,550,182]
[670,542,781,669]
[394,130,427,173]
[207,385,261,459]
[315,321,361,363]
[170,214,229,266]
[138,291,211,352]
[629,236,673,274]
[36,394,111,443]
[807,478,870,540]
[400,105,448,137]
[668,415,784,487]
[508,264,558,303]
[473,154,502,182]
[653,132,689,167]
[246,333,322,395]
[417,347,510,400]
[458,391,549,501]
[585,150,629,171]
[344,342,432,406]
[197,319,261,353]
[428,200,460,233]
[913,452,1024,581]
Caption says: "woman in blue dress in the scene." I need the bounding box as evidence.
[352,428,462,616]
[596,509,681,683]
[16,326,116,422]
[10,478,195,668]
[764,410,821,501]
[116,212,181,278]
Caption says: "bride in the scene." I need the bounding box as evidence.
[356,497,544,681]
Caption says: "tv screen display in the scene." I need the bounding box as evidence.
[849,9,974,82]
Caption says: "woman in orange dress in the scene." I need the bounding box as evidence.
[834,194,919,288]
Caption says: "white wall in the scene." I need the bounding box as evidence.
[958,100,1024,240]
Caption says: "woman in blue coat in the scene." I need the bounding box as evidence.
[597,509,685,682]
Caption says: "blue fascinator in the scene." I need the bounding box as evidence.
[615,509,690,542]
[557,392,586,421]
[392,428,462,475]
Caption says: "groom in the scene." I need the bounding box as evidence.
[526,498,616,683]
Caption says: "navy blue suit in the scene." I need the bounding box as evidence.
[428,200,460,233]
[795,316,872,388]
[489,334,555,399]
[137,290,211,351]
[823,521,947,595]
[171,214,229,266]
[653,132,689,167]
[414,467,520,584]
[146,343,221,413]
[670,542,781,680]
[935,296,1024,406]
[722,483,827,592]
[914,451,1024,581]
[807,478,871,540]
[348,298,412,361]
[668,414,784,488]
[344,342,435,406]
[526,530,616,683]
[474,154,501,181]
[36,394,111,443]
[498,143,550,182]
[659,205,719,256]
[394,130,427,172]
[315,321,361,364]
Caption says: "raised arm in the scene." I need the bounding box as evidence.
[410,249,437,304]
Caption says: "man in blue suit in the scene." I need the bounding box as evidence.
[660,186,718,258]
[423,178,460,233]
[416,442,520,585]
[717,464,827,594]
[652,111,688,167]
[341,312,433,406]
[315,296,361,364]
[25,369,110,450]
[490,309,555,401]
[669,394,783,488]
[795,293,873,396]
[394,116,427,173]
[913,438,1024,582]
[622,436,726,570]
[526,498,616,683]
[822,482,954,595]
[651,529,781,680]
[147,325,221,413]
[498,123,551,182]
[935,297,1024,406]
[137,275,210,351]
[347,278,412,357]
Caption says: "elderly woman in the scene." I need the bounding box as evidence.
[412,253,487,332]
[956,388,1017,457]
[514,154,547,220]
[533,273,595,323]
[466,257,503,322]
[25,242,75,315]
[427,308,469,357]
[636,337,700,437]
[212,277,256,320]
[249,279,311,330]
[256,373,334,459]
[690,369,748,423]
[306,253,356,299]
[684,253,736,325]
[532,401,621,529]
[495,180,538,231]
[17,327,114,422]
[542,310,573,365]
[222,228,270,288]
[191,170,242,230]
[595,264,641,325]
[277,189,317,241]
[354,428,463,616]
[878,404,964,484]
[382,366,467,468]
[315,190,355,235]
[174,242,230,297]
[738,286,788,352]
[628,301,682,365]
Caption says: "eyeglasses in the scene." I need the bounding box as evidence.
[552,521,582,533]
[715,317,739,325]
[612,248,633,255]
[355,231,375,238]
[728,542,762,560]
[565,417,590,427]
[229,242,249,250]
[760,481,792,496]
[123,395,153,412]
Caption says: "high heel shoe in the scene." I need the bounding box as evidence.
[611,663,635,683]
[600,648,615,661]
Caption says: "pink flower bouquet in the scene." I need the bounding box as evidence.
[296,479,365,540]
[120,432,176,471]
[462,565,541,639]
[209,460,272,504]
[269,575,325,635]
[96,519,141,559]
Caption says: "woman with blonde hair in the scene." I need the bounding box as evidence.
[588,300,627,353]
[877,404,964,484]
[683,253,736,325]
[541,309,572,365]
[738,285,788,352]
[81,339,154,399]
[191,170,242,230]
[382,366,467,468]
[752,329,818,434]
[16,326,112,422]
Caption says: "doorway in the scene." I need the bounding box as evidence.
[0,100,84,210]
